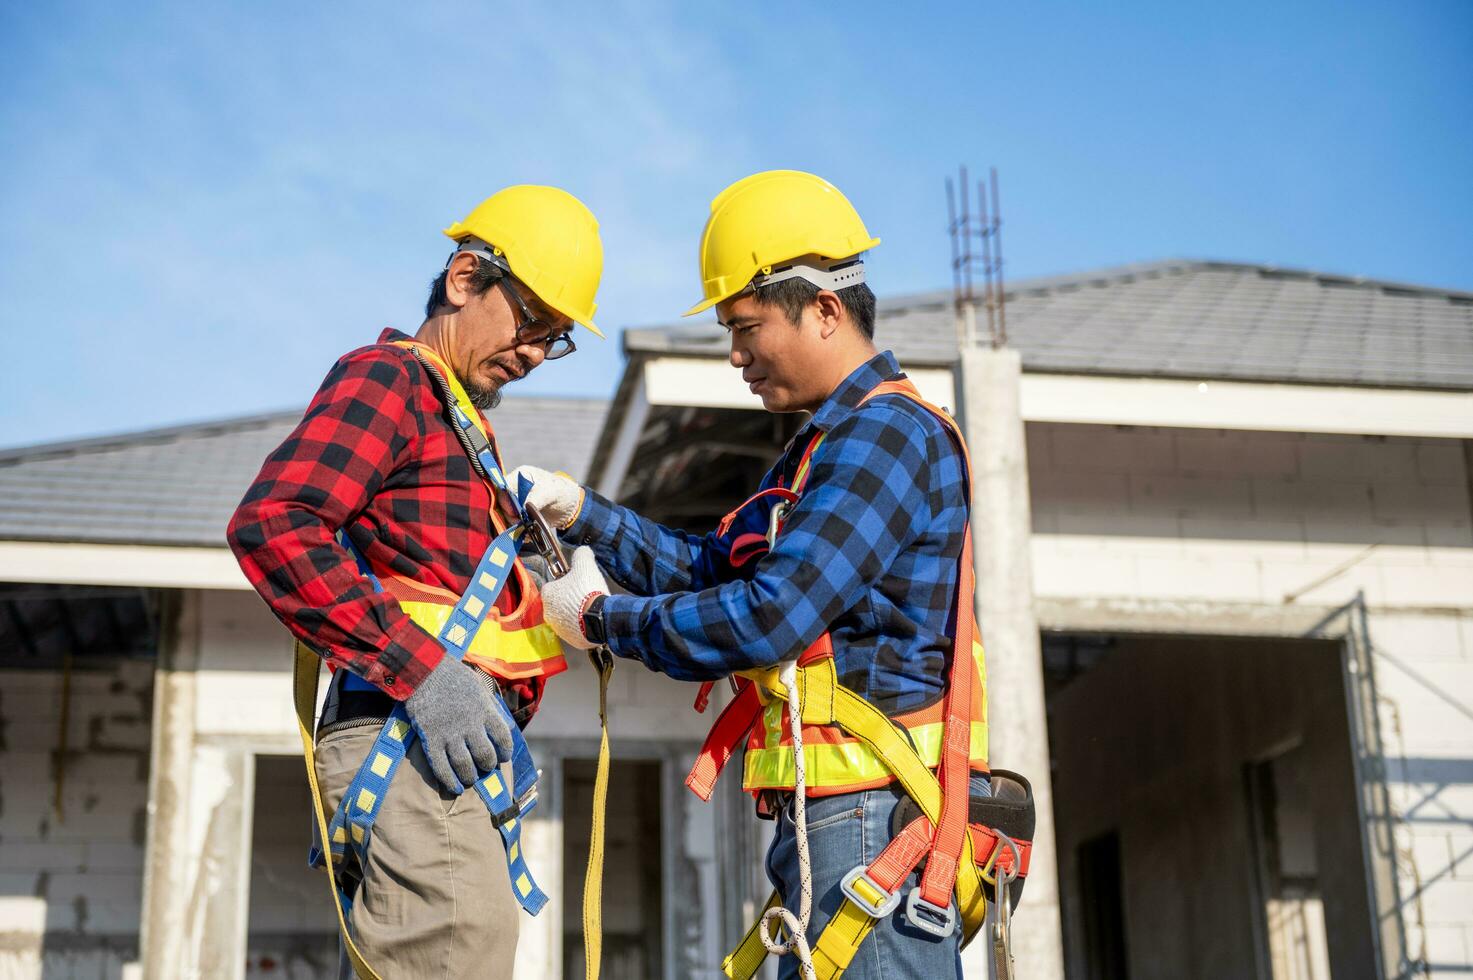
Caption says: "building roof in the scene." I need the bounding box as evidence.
[0,397,608,548]
[624,260,1473,391]
[5,258,1468,550]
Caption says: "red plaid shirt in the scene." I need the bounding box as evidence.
[227,329,533,704]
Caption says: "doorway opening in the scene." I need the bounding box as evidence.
[563,758,663,980]
[1045,631,1377,979]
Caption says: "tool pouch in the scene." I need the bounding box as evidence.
[890,768,1035,911]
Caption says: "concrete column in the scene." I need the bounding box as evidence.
[140,589,200,976]
[139,590,254,980]
[956,346,1065,979]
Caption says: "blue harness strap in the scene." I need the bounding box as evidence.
[311,525,549,916]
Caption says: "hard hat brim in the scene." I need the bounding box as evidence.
[682,296,720,318]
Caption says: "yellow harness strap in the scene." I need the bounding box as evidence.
[294,642,382,980]
[722,659,987,980]
[721,891,783,978]
[583,654,614,980]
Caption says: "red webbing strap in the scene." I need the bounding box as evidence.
[858,380,981,912]
[867,817,1034,897]
[685,679,763,801]
[717,487,799,538]
[918,527,975,907]
[972,825,1033,879]
[867,815,935,892]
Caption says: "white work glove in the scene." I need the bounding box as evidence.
[510,464,585,531]
[539,545,610,651]
[403,658,515,794]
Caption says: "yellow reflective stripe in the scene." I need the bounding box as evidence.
[741,720,988,791]
[762,698,783,749]
[399,601,564,665]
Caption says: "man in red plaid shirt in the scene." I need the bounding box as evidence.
[227,186,604,978]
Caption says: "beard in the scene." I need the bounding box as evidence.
[464,378,503,411]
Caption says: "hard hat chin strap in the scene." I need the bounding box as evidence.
[745,254,867,295]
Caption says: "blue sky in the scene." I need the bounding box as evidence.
[2,0,1469,449]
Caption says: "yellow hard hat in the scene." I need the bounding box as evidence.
[683,170,880,317]
[444,185,605,337]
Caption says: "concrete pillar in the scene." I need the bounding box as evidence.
[139,590,254,980]
[956,346,1066,979]
[140,589,199,976]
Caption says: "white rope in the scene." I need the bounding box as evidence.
[760,659,817,980]
[755,501,817,979]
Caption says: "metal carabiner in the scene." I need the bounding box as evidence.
[523,502,612,670]
[991,832,1019,980]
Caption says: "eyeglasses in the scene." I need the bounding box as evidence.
[498,278,576,360]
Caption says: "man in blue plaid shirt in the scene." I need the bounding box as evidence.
[522,171,981,978]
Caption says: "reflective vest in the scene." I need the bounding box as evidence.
[380,339,567,683]
[689,378,988,800]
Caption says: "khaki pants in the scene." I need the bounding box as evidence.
[315,725,521,979]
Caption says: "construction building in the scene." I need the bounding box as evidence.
[1,259,1470,979]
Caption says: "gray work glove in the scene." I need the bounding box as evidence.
[403,658,515,794]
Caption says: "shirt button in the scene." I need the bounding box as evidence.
[384,673,398,686]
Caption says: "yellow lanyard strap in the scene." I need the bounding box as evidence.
[582,655,615,980]
[293,643,383,980]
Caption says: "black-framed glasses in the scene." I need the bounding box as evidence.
[499,278,576,360]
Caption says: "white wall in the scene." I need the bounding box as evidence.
[1028,423,1473,976]
[0,658,153,979]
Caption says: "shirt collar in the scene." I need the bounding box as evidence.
[808,350,904,433]
[379,327,411,345]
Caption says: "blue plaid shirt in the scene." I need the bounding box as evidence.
[566,351,969,716]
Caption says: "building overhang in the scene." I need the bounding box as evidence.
[0,540,250,590]
[587,352,1473,504]
[635,354,1473,438]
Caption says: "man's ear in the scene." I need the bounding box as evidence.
[443,251,482,310]
[814,290,844,339]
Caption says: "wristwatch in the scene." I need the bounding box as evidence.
[581,594,608,646]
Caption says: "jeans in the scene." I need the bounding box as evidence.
[763,774,989,980]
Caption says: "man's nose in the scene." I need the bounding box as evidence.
[729,342,749,369]
[521,344,547,370]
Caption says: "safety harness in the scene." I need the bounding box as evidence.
[291,340,614,980]
[685,378,1035,979]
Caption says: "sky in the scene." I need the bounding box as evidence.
[1,0,1470,450]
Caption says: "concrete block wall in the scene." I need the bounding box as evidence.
[1027,422,1473,976]
[0,658,153,979]
[1028,425,1473,607]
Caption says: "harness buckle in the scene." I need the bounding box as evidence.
[515,782,539,818]
[904,888,957,938]
[839,866,903,920]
